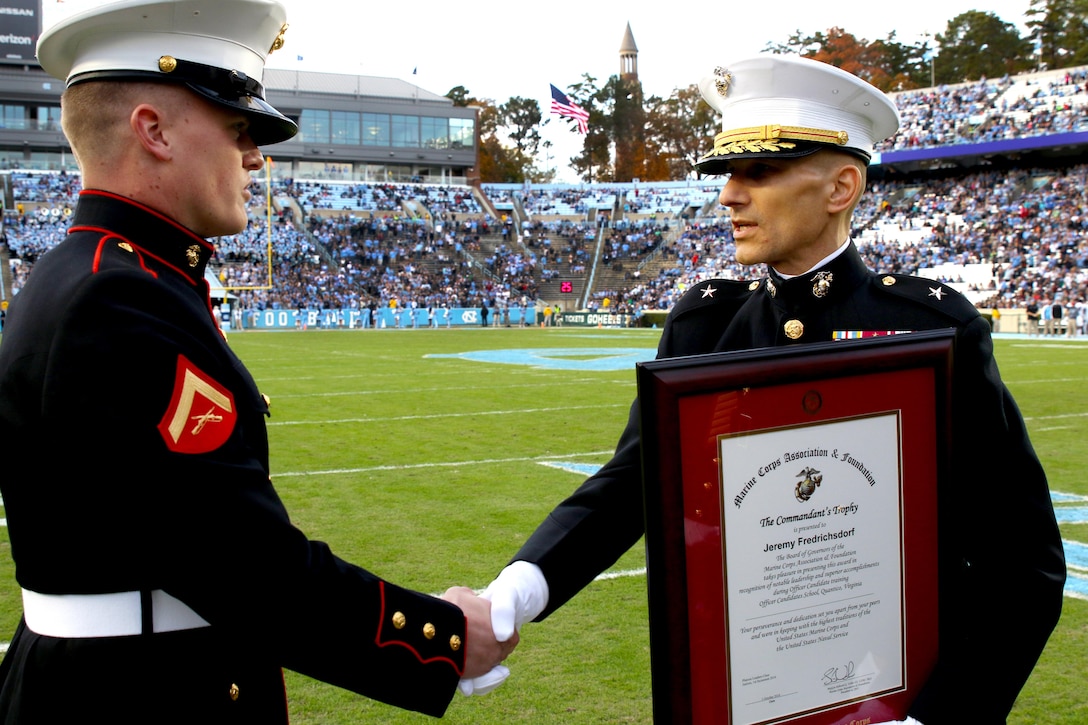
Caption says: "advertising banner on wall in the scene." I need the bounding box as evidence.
[559,311,633,328]
[225,307,536,330]
[0,0,40,65]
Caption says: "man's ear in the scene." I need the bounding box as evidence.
[827,161,864,214]
[130,103,172,161]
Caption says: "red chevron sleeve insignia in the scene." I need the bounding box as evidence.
[157,354,237,454]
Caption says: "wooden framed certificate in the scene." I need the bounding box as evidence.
[637,330,954,725]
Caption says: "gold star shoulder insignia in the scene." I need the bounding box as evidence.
[701,285,718,299]
[928,286,946,301]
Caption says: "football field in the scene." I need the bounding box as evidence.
[0,326,1084,723]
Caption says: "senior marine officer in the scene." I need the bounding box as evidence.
[0,1,511,721]
[473,55,1065,724]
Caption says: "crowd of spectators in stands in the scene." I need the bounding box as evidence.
[3,63,1087,327]
[596,162,1088,331]
[5,161,1087,328]
[877,67,1088,151]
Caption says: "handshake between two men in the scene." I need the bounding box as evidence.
[440,561,550,696]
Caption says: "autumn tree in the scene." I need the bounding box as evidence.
[765,27,931,91]
[643,84,719,180]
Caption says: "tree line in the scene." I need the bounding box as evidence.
[451,0,1088,183]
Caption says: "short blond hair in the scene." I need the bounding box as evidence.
[61,81,184,165]
[61,82,129,163]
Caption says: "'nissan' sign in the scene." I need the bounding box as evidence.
[0,1,40,65]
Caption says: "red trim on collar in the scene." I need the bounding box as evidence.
[89,232,159,278]
[78,189,213,253]
[75,225,196,284]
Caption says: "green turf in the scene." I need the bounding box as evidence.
[0,328,1083,723]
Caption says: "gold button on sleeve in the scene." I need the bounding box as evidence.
[423,623,436,639]
[392,611,406,630]
[229,683,240,702]
[449,634,462,651]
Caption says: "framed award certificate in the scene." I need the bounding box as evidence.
[637,329,954,725]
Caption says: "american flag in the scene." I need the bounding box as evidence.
[550,84,590,134]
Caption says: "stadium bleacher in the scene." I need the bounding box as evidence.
[3,64,1087,333]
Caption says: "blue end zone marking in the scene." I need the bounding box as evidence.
[426,348,656,371]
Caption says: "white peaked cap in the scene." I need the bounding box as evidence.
[37,0,298,145]
[695,54,900,173]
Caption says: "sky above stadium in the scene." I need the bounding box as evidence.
[44,0,1036,182]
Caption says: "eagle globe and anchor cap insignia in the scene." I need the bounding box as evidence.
[713,66,733,96]
[795,466,823,502]
[158,354,237,454]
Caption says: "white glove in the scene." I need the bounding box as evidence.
[873,717,923,725]
[457,665,509,696]
[481,561,549,642]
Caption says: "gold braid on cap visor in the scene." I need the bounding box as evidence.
[701,124,850,158]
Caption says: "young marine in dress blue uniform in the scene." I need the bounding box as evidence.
[0,1,510,721]
[475,55,1066,724]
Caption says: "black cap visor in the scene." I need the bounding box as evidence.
[69,57,298,146]
[186,83,297,146]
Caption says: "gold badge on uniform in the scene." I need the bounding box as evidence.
[811,271,833,298]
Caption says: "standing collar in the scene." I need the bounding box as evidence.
[772,241,850,280]
[763,241,870,311]
[69,189,215,285]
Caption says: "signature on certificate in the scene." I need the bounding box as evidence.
[822,661,855,685]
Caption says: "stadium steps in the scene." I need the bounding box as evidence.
[471,185,499,219]
[537,277,585,307]
[274,194,303,224]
